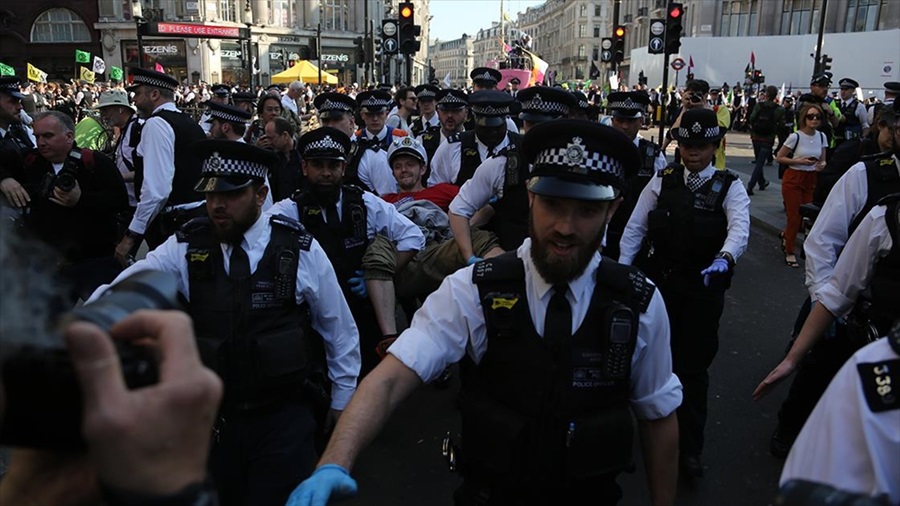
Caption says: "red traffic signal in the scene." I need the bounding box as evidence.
[669,4,682,19]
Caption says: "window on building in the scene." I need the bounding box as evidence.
[593,26,600,37]
[322,0,348,31]
[780,0,820,35]
[595,5,601,17]
[268,0,291,26]
[592,44,599,60]
[580,24,587,37]
[580,4,587,17]
[845,0,882,32]
[578,44,586,58]
[30,8,91,43]
[98,0,117,19]
[720,0,759,36]
[219,0,236,21]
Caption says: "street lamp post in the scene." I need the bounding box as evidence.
[243,1,253,90]
[131,0,145,69]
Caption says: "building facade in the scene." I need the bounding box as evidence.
[428,34,473,89]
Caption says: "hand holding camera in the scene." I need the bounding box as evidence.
[49,177,81,207]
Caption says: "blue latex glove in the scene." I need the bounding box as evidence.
[467,255,483,266]
[348,270,368,298]
[700,257,730,287]
[285,464,358,506]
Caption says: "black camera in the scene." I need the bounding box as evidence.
[54,171,77,192]
[0,270,183,450]
[778,479,891,506]
[38,149,82,200]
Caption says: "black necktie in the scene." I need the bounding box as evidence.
[543,284,572,353]
[324,203,341,231]
[229,241,251,280]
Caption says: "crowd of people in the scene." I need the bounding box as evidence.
[0,62,897,506]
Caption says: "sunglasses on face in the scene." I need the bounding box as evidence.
[806,114,822,120]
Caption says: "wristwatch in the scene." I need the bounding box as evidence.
[715,251,735,269]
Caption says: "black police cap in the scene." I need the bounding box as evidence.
[297,127,351,161]
[193,140,278,193]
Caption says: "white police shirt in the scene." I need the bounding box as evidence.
[448,155,510,219]
[268,190,426,253]
[618,163,751,266]
[357,146,398,196]
[814,204,893,317]
[804,156,900,300]
[130,102,204,235]
[388,238,683,421]
[428,133,511,186]
[87,211,361,409]
[780,337,900,504]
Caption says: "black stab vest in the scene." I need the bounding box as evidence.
[454,131,522,187]
[606,138,662,260]
[490,143,529,251]
[182,215,316,406]
[133,109,206,206]
[848,156,900,236]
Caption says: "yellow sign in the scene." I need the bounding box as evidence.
[27,63,47,83]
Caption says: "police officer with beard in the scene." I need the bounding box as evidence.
[269,127,424,374]
[286,120,682,506]
[88,140,361,506]
[619,108,750,480]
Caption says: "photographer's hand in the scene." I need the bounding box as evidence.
[49,181,82,207]
[64,310,223,496]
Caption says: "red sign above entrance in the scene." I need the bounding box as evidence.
[140,22,249,40]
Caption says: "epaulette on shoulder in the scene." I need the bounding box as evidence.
[596,259,656,313]
[447,133,462,143]
[269,214,313,251]
[472,251,523,284]
[176,216,211,242]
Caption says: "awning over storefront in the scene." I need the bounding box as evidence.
[271,60,337,84]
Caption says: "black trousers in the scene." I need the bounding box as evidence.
[657,274,725,458]
[210,399,318,506]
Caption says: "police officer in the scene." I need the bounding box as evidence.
[867,81,899,127]
[200,84,231,136]
[467,67,519,134]
[418,89,468,180]
[802,72,843,155]
[0,76,35,209]
[206,100,252,142]
[430,90,518,187]
[115,67,207,261]
[448,86,574,256]
[568,91,592,120]
[88,139,361,506]
[409,84,440,137]
[269,127,424,374]
[315,91,395,196]
[763,99,900,457]
[619,108,750,479]
[232,90,258,117]
[604,91,667,261]
[834,78,870,148]
[286,120,681,506]
[779,319,900,505]
[350,90,406,195]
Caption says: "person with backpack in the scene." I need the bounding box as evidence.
[747,86,784,194]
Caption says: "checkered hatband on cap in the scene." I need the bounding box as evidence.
[303,134,345,155]
[359,96,392,109]
[533,136,624,181]
[522,93,569,115]
[676,121,721,140]
[437,94,466,107]
[318,98,354,113]
[471,104,510,116]
[210,109,248,123]
[133,74,176,91]
[474,71,497,82]
[607,98,642,112]
[416,89,437,99]
[202,152,268,180]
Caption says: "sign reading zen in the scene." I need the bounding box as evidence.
[143,22,249,39]
[321,54,349,63]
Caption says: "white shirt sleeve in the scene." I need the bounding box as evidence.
[130,114,177,235]
[429,140,461,185]
[363,192,426,252]
[780,338,900,505]
[804,162,870,299]
[814,205,893,317]
[654,152,668,173]
[618,174,661,265]
[358,149,398,196]
[505,117,519,134]
[297,239,361,409]
[268,198,299,220]
[721,177,751,261]
[856,102,870,130]
[448,156,506,218]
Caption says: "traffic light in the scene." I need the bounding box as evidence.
[613,25,626,63]
[665,2,684,54]
[354,36,365,64]
[398,2,421,54]
[821,54,832,72]
[373,35,382,61]
[686,72,694,81]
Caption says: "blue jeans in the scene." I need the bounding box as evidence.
[748,140,773,190]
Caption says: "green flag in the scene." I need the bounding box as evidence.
[75,49,91,64]
[0,62,13,76]
[109,66,123,81]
